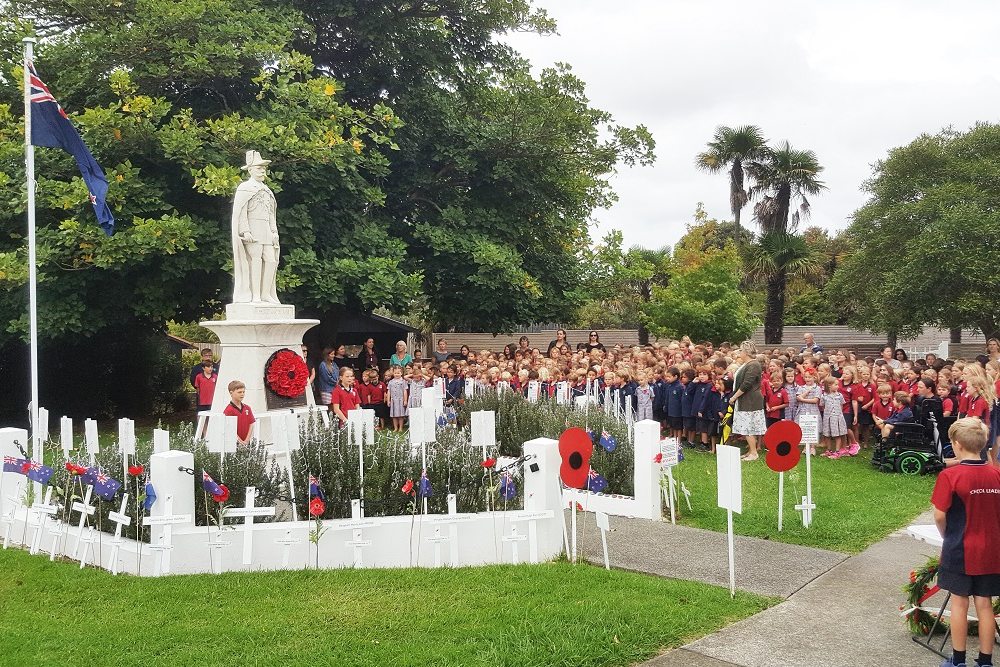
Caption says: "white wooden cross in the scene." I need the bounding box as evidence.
[28,487,59,555]
[1,482,21,549]
[795,495,816,527]
[46,519,66,562]
[333,515,376,568]
[681,482,693,511]
[430,495,474,568]
[78,526,100,569]
[107,493,133,575]
[509,510,553,565]
[223,486,276,567]
[70,485,95,559]
[426,526,450,568]
[84,418,99,466]
[274,530,302,568]
[502,523,528,565]
[145,495,192,575]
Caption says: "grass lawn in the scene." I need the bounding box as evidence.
[0,549,774,667]
[675,446,935,553]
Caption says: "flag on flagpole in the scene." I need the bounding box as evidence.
[143,482,157,511]
[201,471,223,496]
[308,474,325,502]
[418,470,433,499]
[27,61,115,234]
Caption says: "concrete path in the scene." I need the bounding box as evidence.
[574,512,847,598]
[626,510,953,667]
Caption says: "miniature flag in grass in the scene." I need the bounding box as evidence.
[80,466,99,486]
[587,468,608,493]
[436,413,447,428]
[498,472,517,501]
[93,471,122,501]
[24,461,55,486]
[599,430,617,453]
[309,474,325,501]
[202,471,222,497]
[143,482,157,511]
[418,470,432,499]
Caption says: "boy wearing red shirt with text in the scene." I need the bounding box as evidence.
[223,380,255,446]
[193,361,218,413]
[932,418,1000,667]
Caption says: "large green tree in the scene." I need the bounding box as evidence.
[0,0,653,415]
[829,124,1000,340]
[695,125,767,238]
[746,141,825,343]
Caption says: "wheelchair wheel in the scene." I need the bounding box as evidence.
[895,453,926,476]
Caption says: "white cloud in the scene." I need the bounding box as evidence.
[506,0,1000,248]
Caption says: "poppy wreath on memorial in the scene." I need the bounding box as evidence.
[264,348,309,398]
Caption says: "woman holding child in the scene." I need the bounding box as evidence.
[729,340,766,462]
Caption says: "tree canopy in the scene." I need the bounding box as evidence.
[828,123,1000,340]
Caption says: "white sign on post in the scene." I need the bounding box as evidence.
[408,407,425,447]
[84,419,99,461]
[464,378,476,400]
[799,414,819,445]
[527,381,539,403]
[797,414,817,528]
[153,428,170,454]
[60,417,74,457]
[470,411,496,459]
[36,408,49,443]
[117,418,136,456]
[716,444,743,598]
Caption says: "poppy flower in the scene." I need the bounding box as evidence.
[401,479,414,495]
[481,458,497,469]
[128,464,145,477]
[309,497,325,517]
[763,421,802,473]
[653,453,663,464]
[65,461,78,474]
[558,427,593,489]
[575,502,584,511]
[212,484,230,503]
[20,462,31,475]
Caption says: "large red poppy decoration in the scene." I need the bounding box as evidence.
[558,427,593,489]
[264,348,310,398]
[763,420,802,473]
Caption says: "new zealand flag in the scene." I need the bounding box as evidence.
[308,474,325,502]
[418,470,433,499]
[28,62,114,234]
[587,468,608,493]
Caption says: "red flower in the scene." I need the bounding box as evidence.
[264,349,310,398]
[128,464,145,477]
[481,458,497,468]
[20,462,31,474]
[65,461,78,474]
[653,453,663,464]
[401,479,414,495]
[212,484,230,503]
[763,420,802,473]
[309,497,325,517]
[575,502,584,511]
[558,427,594,490]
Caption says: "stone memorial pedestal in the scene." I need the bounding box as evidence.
[201,303,319,420]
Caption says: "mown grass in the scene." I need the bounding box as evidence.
[675,446,935,553]
[0,549,774,667]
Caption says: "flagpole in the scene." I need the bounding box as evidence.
[23,38,42,498]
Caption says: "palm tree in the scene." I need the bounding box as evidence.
[741,232,822,344]
[746,142,826,343]
[623,245,671,345]
[695,125,768,238]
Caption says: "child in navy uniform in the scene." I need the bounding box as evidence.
[680,368,697,446]
[933,418,1000,667]
[664,367,684,440]
[691,366,713,451]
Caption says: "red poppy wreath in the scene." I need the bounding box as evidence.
[264,348,309,398]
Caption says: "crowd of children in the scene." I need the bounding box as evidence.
[321,336,1000,461]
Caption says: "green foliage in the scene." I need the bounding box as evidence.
[643,246,759,344]
[828,123,1000,339]
[0,549,774,667]
[784,286,842,326]
[167,320,219,344]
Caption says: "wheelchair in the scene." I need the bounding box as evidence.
[871,398,952,476]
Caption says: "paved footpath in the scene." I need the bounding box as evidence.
[575,510,953,667]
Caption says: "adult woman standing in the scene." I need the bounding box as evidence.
[547,329,570,353]
[357,337,380,371]
[458,345,471,362]
[880,345,901,370]
[729,340,766,461]
[316,347,339,406]
[585,331,606,353]
[985,337,1000,363]
[433,338,451,363]
[390,340,413,367]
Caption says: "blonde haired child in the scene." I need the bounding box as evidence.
[819,376,848,457]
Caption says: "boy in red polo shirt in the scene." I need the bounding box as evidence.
[223,380,255,446]
[932,418,1000,667]
[193,361,218,413]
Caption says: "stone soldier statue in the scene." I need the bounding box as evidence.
[231,150,280,303]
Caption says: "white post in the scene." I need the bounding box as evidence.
[633,420,662,520]
[23,38,42,500]
[716,445,743,599]
[777,471,784,532]
[108,493,132,575]
[70,486,95,559]
[596,511,611,570]
[727,508,735,597]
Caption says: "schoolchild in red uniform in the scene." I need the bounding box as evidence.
[330,368,361,427]
[870,383,894,421]
[223,380,255,446]
[193,361,218,413]
[932,418,1000,667]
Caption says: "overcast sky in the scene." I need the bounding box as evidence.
[505,0,1000,249]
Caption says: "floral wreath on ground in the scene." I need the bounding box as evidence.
[264,348,309,398]
[902,555,1000,635]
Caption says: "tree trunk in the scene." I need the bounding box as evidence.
[979,318,1000,341]
[887,331,898,351]
[764,270,787,345]
[638,321,650,346]
[950,327,962,344]
[733,206,742,243]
